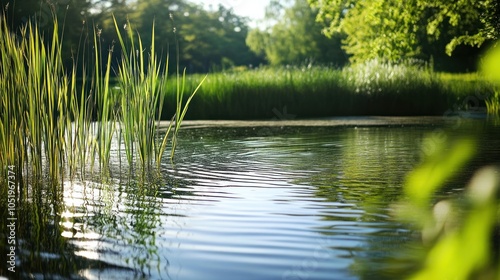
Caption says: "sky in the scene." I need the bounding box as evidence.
[187,0,270,26]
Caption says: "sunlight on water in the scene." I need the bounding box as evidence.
[19,122,498,279]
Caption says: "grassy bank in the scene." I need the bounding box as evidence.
[163,62,495,119]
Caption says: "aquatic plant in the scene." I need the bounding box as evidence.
[0,8,205,186]
[485,91,500,117]
[0,9,71,184]
[113,16,206,168]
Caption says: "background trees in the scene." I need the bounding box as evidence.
[0,0,91,66]
[1,0,497,72]
[308,0,500,71]
[93,0,262,72]
[246,0,348,66]
[1,0,261,73]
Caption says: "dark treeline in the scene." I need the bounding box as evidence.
[0,0,263,74]
[1,0,499,73]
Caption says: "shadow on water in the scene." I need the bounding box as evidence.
[1,118,499,279]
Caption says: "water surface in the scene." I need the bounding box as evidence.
[2,119,499,279]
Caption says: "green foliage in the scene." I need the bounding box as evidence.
[481,42,500,85]
[340,0,420,63]
[309,0,499,64]
[0,0,91,67]
[404,138,475,206]
[246,0,347,66]
[395,135,499,279]
[427,0,499,56]
[94,0,259,72]
[1,0,260,73]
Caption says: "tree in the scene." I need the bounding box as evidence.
[422,0,499,55]
[246,0,347,66]
[92,0,259,73]
[309,0,500,65]
[340,0,420,62]
[177,4,259,71]
[1,0,91,67]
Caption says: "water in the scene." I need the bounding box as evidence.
[1,119,499,279]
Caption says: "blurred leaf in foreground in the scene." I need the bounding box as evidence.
[481,42,500,85]
[396,133,499,279]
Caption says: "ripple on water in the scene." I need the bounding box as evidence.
[54,124,498,280]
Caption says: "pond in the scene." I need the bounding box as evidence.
[1,117,499,279]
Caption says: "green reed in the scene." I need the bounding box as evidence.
[485,90,500,116]
[113,16,206,168]
[0,11,72,185]
[114,16,162,167]
[93,23,116,173]
[0,10,204,186]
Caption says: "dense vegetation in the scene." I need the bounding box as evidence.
[1,0,498,121]
[308,0,499,71]
[163,64,493,119]
[0,0,499,175]
[0,2,499,279]
[246,0,348,67]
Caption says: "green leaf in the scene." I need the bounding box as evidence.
[404,137,475,205]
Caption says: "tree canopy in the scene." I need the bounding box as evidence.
[92,0,264,72]
[1,0,262,73]
[0,0,91,64]
[246,0,348,66]
[308,0,500,69]
[1,0,498,72]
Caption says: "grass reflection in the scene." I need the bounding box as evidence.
[0,180,78,278]
[62,176,168,277]
[0,171,172,278]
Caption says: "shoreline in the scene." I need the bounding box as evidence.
[171,115,481,129]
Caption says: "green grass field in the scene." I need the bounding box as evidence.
[162,62,495,120]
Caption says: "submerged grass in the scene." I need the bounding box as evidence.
[167,62,495,119]
[0,10,204,186]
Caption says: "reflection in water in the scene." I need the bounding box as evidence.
[1,120,498,279]
[61,179,169,278]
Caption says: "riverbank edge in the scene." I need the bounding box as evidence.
[164,115,487,129]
